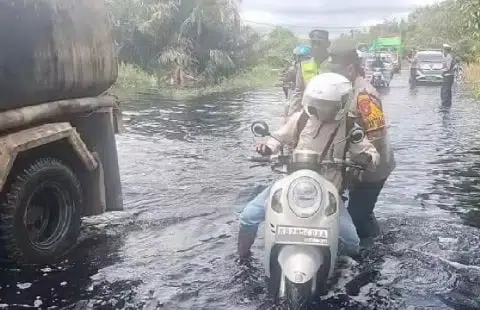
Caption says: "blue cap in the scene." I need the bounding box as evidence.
[293,45,312,57]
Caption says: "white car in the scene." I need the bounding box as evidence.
[415,50,444,84]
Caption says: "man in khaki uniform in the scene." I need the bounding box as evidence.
[328,49,396,242]
[285,29,331,118]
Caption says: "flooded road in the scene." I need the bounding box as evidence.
[2,73,480,309]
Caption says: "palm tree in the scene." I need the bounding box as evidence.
[108,0,255,86]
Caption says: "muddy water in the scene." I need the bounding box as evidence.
[2,73,480,309]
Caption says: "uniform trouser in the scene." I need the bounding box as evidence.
[409,68,417,88]
[347,178,387,239]
[441,74,454,106]
[239,185,360,255]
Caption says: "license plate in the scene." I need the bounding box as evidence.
[275,226,329,245]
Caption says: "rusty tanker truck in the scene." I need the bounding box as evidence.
[0,0,123,264]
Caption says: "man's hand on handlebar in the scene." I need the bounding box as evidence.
[255,143,273,156]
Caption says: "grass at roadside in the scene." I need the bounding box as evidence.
[111,62,279,100]
[465,62,480,99]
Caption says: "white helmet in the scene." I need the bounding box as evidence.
[302,72,353,121]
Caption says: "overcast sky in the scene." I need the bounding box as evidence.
[240,0,444,37]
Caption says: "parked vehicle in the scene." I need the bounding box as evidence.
[415,50,444,84]
[248,121,366,309]
[369,35,404,73]
[0,0,123,265]
[356,43,369,60]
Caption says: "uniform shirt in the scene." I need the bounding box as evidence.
[443,53,454,76]
[408,55,418,70]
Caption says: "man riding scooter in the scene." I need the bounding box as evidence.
[237,72,380,262]
[374,53,385,68]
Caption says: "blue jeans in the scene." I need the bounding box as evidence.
[239,185,360,255]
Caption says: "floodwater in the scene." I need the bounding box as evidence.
[2,73,480,309]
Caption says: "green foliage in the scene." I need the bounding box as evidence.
[257,27,299,67]
[107,0,259,83]
[460,0,480,40]
[115,62,158,90]
[405,1,464,49]
[108,0,480,95]
[330,0,480,62]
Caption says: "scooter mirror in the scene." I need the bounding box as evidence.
[349,127,365,144]
[251,121,270,137]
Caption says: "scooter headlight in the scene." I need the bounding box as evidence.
[287,177,323,218]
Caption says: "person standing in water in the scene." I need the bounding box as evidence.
[441,44,455,106]
[407,48,418,89]
[285,29,331,119]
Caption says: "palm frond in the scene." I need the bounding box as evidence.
[209,49,235,69]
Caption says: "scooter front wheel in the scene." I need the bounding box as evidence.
[285,278,313,310]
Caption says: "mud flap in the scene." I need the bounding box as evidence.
[277,245,324,284]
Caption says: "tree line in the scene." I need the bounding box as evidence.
[106,0,480,87]
[333,0,480,62]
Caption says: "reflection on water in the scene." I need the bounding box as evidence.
[122,92,248,141]
[1,74,480,309]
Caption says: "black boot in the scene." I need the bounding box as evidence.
[237,225,257,261]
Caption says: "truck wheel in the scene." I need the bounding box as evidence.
[0,158,82,264]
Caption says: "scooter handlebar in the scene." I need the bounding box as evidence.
[247,155,365,169]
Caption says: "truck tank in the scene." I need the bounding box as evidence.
[0,0,122,264]
[0,0,118,111]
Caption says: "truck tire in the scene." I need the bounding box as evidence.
[0,158,82,264]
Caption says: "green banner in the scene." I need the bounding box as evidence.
[369,36,405,53]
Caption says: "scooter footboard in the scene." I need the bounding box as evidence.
[277,245,324,284]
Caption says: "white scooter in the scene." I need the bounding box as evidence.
[248,121,366,309]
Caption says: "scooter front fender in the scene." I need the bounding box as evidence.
[277,245,324,284]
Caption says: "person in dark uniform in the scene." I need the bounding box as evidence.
[441,44,455,106]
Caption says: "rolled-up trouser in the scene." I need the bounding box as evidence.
[239,185,360,255]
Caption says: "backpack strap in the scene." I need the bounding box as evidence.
[341,116,356,192]
[319,123,342,161]
[343,116,356,159]
[296,110,309,134]
[293,110,309,148]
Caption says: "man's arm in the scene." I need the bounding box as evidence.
[265,111,303,153]
[286,67,305,117]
